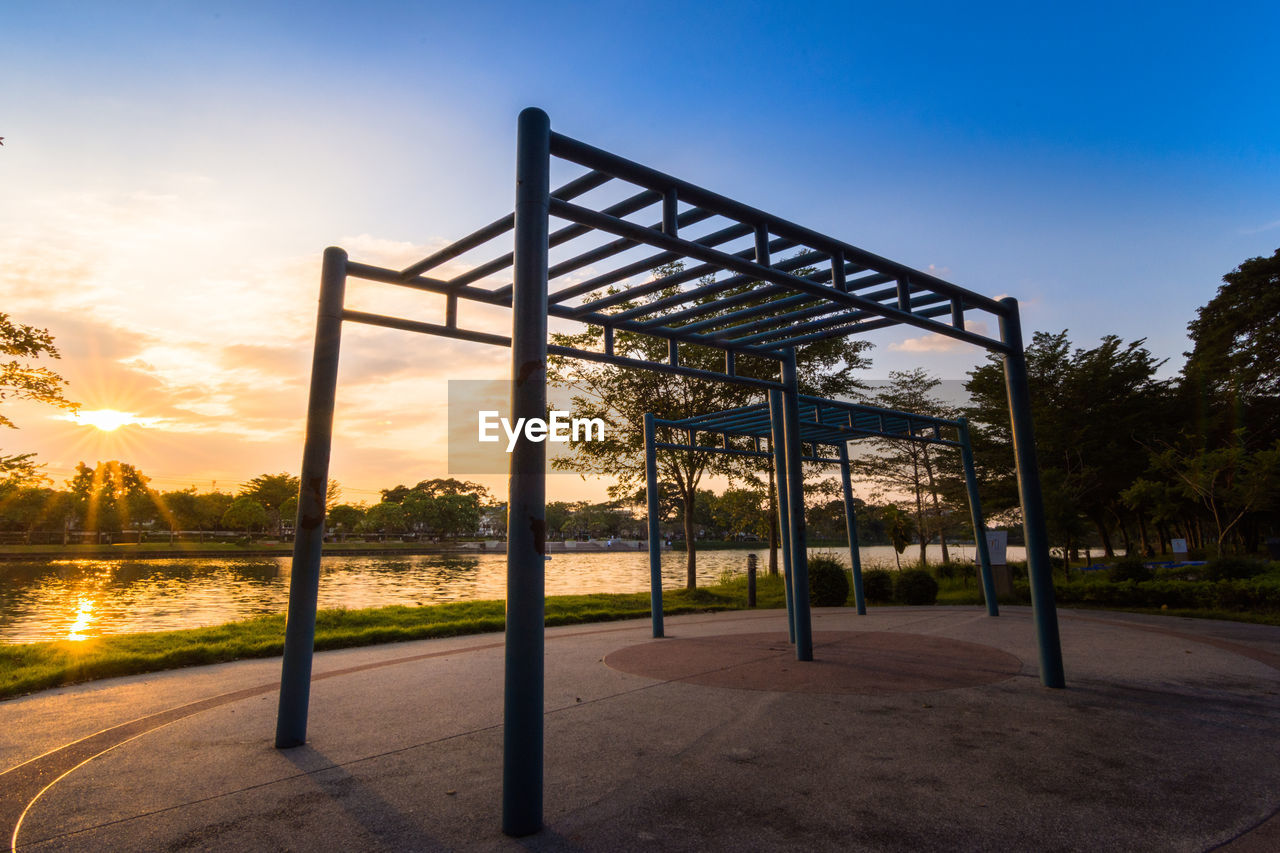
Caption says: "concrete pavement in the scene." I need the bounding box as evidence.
[2,606,1278,851]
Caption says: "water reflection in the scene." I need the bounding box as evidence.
[0,545,1026,644]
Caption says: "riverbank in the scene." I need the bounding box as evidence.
[0,577,789,699]
[0,539,668,562]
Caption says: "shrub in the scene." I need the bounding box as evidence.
[895,568,939,605]
[807,555,850,606]
[1109,557,1153,583]
[862,569,894,602]
[933,561,958,581]
[1205,557,1269,581]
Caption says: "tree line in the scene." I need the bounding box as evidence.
[2,251,1276,568]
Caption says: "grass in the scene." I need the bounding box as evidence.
[0,576,790,701]
[6,558,1278,701]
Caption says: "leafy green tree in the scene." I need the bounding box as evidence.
[326,503,366,540]
[549,261,871,588]
[1,312,78,482]
[879,503,914,569]
[713,487,771,540]
[222,496,268,534]
[239,473,300,535]
[361,501,407,535]
[1152,441,1280,555]
[426,493,482,539]
[855,369,959,564]
[195,492,233,532]
[1182,248,1280,448]
[68,460,152,533]
[964,331,1168,556]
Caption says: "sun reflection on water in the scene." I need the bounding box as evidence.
[67,597,96,641]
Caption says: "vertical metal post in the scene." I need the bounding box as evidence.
[644,413,664,638]
[275,246,347,749]
[781,351,814,662]
[999,297,1065,688]
[838,444,865,615]
[957,418,998,616]
[769,389,796,643]
[503,107,550,836]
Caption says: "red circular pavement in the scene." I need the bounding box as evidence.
[604,630,1023,694]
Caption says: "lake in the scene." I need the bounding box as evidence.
[0,543,1024,643]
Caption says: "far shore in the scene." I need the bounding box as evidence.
[0,538,680,562]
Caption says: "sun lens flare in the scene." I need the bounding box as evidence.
[71,409,142,431]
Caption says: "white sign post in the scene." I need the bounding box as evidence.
[984,529,1013,597]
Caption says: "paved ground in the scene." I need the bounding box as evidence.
[2,605,1278,852]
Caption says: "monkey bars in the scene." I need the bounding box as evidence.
[642,396,999,642]
[275,107,1064,838]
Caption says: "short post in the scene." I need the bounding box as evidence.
[747,552,757,608]
[999,297,1065,689]
[769,389,796,643]
[275,245,347,749]
[644,412,664,638]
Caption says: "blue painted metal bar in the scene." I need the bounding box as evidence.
[503,107,550,837]
[780,352,813,661]
[549,131,1008,315]
[999,297,1064,688]
[398,170,610,279]
[644,413,664,638]
[651,441,841,464]
[543,204,713,283]
[547,197,1006,352]
[559,235,800,311]
[838,443,866,615]
[275,246,347,749]
[552,221,754,308]
[769,390,796,644]
[958,417,998,617]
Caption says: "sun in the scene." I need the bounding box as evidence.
[72,409,142,431]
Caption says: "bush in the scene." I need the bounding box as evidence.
[1109,557,1153,583]
[862,569,894,602]
[933,561,958,581]
[807,555,850,607]
[895,568,939,605]
[1205,556,1269,581]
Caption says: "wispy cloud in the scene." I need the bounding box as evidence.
[1241,219,1280,235]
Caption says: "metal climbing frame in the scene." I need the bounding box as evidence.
[274,107,1064,838]
[642,396,1000,643]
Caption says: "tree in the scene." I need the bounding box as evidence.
[68,460,152,534]
[239,473,300,535]
[1152,440,1280,555]
[964,331,1168,556]
[855,369,959,565]
[1,312,78,481]
[326,503,366,540]
[361,501,407,535]
[1183,248,1280,448]
[222,496,268,534]
[879,503,914,569]
[549,261,871,588]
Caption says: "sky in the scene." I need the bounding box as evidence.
[2,0,1278,505]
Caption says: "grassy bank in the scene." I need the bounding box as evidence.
[0,576,789,700]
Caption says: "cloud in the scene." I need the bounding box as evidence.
[889,320,992,353]
[1241,219,1280,235]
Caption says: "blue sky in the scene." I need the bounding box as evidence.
[3,1,1278,500]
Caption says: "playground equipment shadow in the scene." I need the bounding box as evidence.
[2,606,1278,852]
